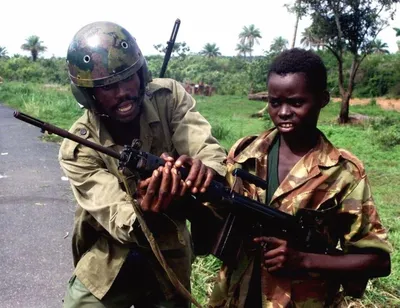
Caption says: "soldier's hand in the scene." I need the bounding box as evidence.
[253,236,305,273]
[136,153,181,213]
[174,154,216,195]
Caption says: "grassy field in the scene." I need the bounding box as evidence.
[1,82,399,307]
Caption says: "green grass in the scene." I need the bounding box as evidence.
[1,82,399,307]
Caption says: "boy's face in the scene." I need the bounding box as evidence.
[267,72,328,137]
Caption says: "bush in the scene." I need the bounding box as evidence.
[376,126,400,149]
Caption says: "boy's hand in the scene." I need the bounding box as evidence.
[253,236,306,273]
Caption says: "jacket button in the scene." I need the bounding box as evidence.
[80,128,87,136]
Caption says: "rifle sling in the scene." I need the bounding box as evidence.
[266,134,280,206]
[121,174,203,308]
[246,135,280,306]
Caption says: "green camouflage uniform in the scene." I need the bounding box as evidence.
[58,78,226,304]
[209,128,392,308]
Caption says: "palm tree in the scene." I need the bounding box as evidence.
[269,36,288,54]
[370,39,390,54]
[238,25,262,59]
[199,43,221,58]
[21,35,47,61]
[235,43,252,59]
[0,46,8,58]
[300,28,323,50]
[394,27,400,37]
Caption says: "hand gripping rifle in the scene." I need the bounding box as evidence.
[14,111,342,264]
[159,19,181,78]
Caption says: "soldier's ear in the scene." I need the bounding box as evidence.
[70,83,96,110]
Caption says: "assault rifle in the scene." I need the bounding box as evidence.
[14,111,341,264]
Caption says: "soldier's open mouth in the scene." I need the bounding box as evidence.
[118,102,133,113]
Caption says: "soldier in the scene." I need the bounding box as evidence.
[59,21,226,307]
[209,48,392,307]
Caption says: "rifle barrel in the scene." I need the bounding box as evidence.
[159,19,181,78]
[13,111,121,160]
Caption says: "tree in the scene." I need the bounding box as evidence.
[235,43,252,59]
[285,0,308,48]
[153,41,190,58]
[199,43,221,58]
[302,0,399,123]
[21,35,47,61]
[394,27,400,36]
[239,24,262,59]
[269,36,289,54]
[0,46,8,58]
[371,39,390,54]
[300,28,324,49]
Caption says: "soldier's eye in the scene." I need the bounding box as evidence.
[102,84,112,91]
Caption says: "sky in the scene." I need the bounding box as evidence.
[1,0,399,59]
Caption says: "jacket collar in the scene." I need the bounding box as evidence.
[233,128,341,170]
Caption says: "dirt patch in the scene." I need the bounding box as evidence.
[332,97,400,112]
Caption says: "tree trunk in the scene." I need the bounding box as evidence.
[291,0,302,48]
[339,92,351,123]
[339,57,362,124]
[251,104,268,118]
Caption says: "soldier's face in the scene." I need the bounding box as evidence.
[93,73,141,123]
[267,72,328,137]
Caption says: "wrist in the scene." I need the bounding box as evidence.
[299,252,312,270]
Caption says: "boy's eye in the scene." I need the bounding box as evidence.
[268,98,280,106]
[288,98,304,107]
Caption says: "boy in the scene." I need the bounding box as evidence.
[209,48,392,307]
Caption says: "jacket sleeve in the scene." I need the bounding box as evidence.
[59,139,138,245]
[340,175,392,254]
[169,80,227,177]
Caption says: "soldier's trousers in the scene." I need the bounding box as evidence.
[63,275,189,308]
[63,249,190,308]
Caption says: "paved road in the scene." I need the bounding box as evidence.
[0,103,75,308]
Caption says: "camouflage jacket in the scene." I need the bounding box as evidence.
[209,128,392,308]
[58,78,226,300]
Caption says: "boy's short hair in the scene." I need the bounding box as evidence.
[267,48,327,93]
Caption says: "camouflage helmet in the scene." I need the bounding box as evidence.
[66,21,151,109]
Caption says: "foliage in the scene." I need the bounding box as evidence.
[371,39,390,54]
[302,0,400,123]
[235,42,252,59]
[21,35,47,61]
[153,41,190,58]
[268,36,289,55]
[0,50,399,100]
[238,24,262,59]
[0,56,69,84]
[352,53,400,98]
[199,43,222,58]
[0,46,8,58]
